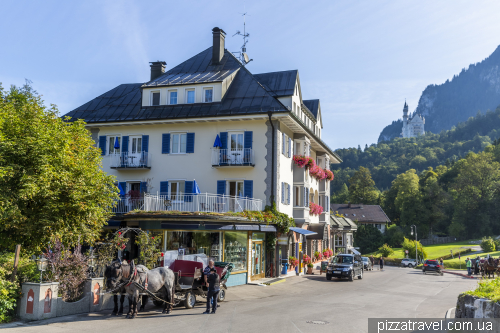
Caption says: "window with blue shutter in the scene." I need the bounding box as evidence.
[99,136,106,155]
[160,181,169,196]
[244,180,253,199]
[162,134,170,154]
[119,182,126,197]
[185,181,194,202]
[140,181,147,194]
[217,180,226,195]
[186,133,195,153]
[288,138,292,158]
[142,135,149,153]
[287,183,291,205]
[244,131,253,163]
[281,182,285,204]
[121,136,129,167]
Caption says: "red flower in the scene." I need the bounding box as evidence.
[161,253,164,257]
[118,232,121,235]
[152,237,154,239]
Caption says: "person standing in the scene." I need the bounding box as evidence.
[379,257,384,270]
[203,268,220,314]
[439,258,444,269]
[466,257,472,276]
[204,259,215,286]
[370,255,374,269]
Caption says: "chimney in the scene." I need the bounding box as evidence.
[212,27,226,65]
[150,61,166,81]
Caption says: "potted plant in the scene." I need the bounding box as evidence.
[303,254,311,264]
[307,263,314,274]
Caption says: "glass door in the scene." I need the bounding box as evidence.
[129,136,142,167]
[229,181,244,212]
[229,133,244,164]
[251,241,265,280]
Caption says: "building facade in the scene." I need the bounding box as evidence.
[401,101,425,138]
[330,204,391,233]
[65,27,342,285]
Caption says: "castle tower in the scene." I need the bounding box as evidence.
[402,101,409,137]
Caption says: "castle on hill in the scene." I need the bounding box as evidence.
[401,101,425,138]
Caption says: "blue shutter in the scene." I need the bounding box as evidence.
[217,180,226,195]
[305,188,309,207]
[326,196,329,212]
[121,136,129,167]
[162,134,170,154]
[303,187,306,207]
[287,183,291,205]
[185,181,194,202]
[244,131,253,163]
[281,182,285,204]
[142,135,149,153]
[186,133,195,153]
[288,138,292,158]
[119,182,127,197]
[244,180,253,199]
[160,181,169,196]
[140,181,147,194]
[220,132,228,165]
[282,133,285,155]
[220,132,228,149]
[99,136,106,155]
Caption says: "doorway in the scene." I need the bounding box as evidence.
[229,133,244,164]
[228,181,244,212]
[127,182,141,210]
[251,241,265,280]
[128,136,142,167]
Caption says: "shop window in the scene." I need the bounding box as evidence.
[166,231,222,261]
[224,232,248,272]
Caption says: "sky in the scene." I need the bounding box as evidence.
[2,0,500,149]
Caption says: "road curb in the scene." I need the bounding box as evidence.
[442,270,475,279]
[445,307,455,319]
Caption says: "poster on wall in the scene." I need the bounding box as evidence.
[178,248,185,256]
[277,236,288,245]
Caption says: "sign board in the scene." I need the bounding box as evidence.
[405,250,408,254]
[299,243,303,252]
[277,236,288,245]
[26,289,34,314]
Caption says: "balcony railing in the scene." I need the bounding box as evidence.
[144,193,262,213]
[211,148,254,166]
[110,152,152,169]
[113,198,144,214]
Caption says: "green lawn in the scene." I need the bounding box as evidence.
[443,250,500,270]
[363,239,479,260]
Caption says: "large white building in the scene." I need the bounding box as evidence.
[65,27,343,284]
[401,101,425,138]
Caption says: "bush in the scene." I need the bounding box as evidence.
[464,277,500,302]
[495,239,500,251]
[401,237,427,260]
[0,277,19,323]
[384,225,405,248]
[480,237,496,253]
[377,244,394,257]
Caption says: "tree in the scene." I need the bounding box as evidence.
[377,244,394,258]
[391,169,423,229]
[401,237,427,260]
[480,237,496,253]
[0,83,119,253]
[348,167,379,204]
[331,183,349,204]
[384,224,404,247]
[353,224,384,254]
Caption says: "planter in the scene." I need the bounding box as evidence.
[455,294,500,318]
[307,267,313,274]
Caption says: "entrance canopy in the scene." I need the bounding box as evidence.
[350,248,361,255]
[289,227,317,236]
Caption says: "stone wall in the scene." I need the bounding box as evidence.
[455,294,500,318]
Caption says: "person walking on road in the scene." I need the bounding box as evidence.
[466,257,472,276]
[379,257,384,270]
[203,267,220,314]
[370,255,374,268]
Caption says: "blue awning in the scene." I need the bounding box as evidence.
[289,227,318,236]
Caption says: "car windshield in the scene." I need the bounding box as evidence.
[332,256,353,264]
[362,257,368,262]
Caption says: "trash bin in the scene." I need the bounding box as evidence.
[281,259,288,275]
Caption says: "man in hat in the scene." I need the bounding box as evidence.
[203,267,220,314]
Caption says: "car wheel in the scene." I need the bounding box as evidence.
[348,271,354,282]
[217,289,225,302]
[326,274,332,281]
[408,264,413,268]
[184,291,196,309]
[358,269,363,280]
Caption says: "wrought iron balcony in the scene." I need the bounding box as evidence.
[211,148,254,167]
[110,152,152,169]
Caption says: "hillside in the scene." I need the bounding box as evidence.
[378,45,500,142]
[331,105,500,193]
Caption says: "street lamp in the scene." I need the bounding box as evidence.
[410,225,418,263]
[35,256,48,283]
[88,252,96,278]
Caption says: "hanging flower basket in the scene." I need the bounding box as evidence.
[293,155,314,168]
[309,202,324,216]
[325,169,334,181]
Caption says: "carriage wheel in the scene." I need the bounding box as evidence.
[217,289,226,302]
[153,299,164,307]
[184,291,196,309]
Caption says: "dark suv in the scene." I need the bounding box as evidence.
[422,260,443,276]
[326,254,363,281]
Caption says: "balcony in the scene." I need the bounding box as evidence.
[113,198,144,214]
[110,152,152,169]
[144,193,262,213]
[211,148,254,167]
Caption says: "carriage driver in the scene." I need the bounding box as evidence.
[204,260,215,286]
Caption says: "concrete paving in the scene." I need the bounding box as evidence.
[2,266,478,333]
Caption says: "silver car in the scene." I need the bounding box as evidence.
[362,257,373,271]
[401,258,417,268]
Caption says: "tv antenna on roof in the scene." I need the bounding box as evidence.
[232,12,253,65]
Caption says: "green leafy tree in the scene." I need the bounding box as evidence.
[0,83,119,253]
[331,183,349,204]
[401,237,427,260]
[480,237,496,253]
[348,167,379,204]
[384,224,405,247]
[377,243,394,257]
[353,224,384,254]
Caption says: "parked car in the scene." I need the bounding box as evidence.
[422,260,443,276]
[326,254,363,282]
[361,257,373,271]
[401,259,418,268]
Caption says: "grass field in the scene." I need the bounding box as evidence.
[443,250,500,270]
[363,239,479,260]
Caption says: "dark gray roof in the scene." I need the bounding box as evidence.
[308,222,326,240]
[303,99,319,119]
[64,49,288,123]
[253,70,298,97]
[143,47,241,87]
[330,204,391,223]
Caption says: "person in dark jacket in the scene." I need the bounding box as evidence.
[379,257,384,270]
[203,268,220,314]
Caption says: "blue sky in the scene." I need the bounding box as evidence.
[2,0,500,149]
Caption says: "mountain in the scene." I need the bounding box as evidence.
[378,45,500,142]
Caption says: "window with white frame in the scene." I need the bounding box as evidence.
[130,137,142,154]
[186,89,195,104]
[151,91,160,106]
[169,181,185,202]
[108,136,121,155]
[171,133,187,154]
[169,90,177,105]
[204,88,213,102]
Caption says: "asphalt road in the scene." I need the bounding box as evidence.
[3,266,478,333]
